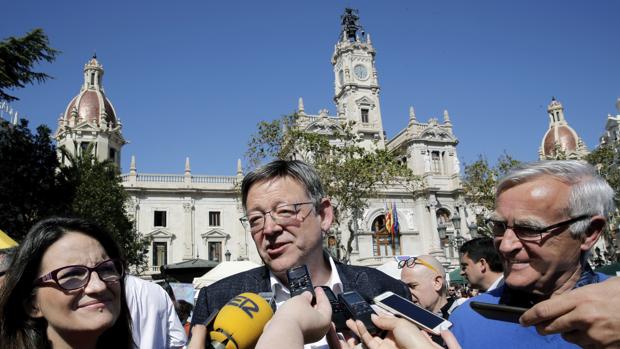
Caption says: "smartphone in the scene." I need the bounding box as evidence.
[320,286,348,332]
[338,291,382,336]
[287,265,315,302]
[373,291,452,335]
[470,301,528,323]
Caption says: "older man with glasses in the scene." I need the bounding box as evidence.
[188,160,410,349]
[398,255,455,319]
[449,160,616,348]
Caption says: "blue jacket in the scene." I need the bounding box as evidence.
[449,271,609,349]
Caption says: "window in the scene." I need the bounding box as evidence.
[80,142,90,154]
[371,215,401,256]
[209,211,221,226]
[208,241,222,262]
[361,108,369,123]
[432,151,441,174]
[152,241,167,266]
[109,148,116,162]
[154,211,167,227]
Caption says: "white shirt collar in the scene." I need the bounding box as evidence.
[487,274,504,292]
[269,254,343,306]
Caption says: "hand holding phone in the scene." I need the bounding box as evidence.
[338,291,383,336]
[373,291,451,335]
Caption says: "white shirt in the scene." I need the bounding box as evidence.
[269,256,343,349]
[125,275,187,349]
[487,274,504,292]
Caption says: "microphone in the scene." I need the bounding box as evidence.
[209,292,274,349]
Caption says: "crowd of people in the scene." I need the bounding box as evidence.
[0,159,618,349]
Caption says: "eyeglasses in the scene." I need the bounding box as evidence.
[395,256,439,274]
[240,202,315,233]
[33,259,124,291]
[486,215,592,242]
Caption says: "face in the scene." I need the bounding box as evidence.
[493,177,595,295]
[31,232,121,339]
[246,177,333,276]
[400,265,442,312]
[460,253,484,289]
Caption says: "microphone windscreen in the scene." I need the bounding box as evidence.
[210,292,274,349]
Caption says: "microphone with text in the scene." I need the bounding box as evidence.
[209,292,274,349]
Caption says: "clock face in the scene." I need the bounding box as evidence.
[353,64,369,80]
[338,70,344,85]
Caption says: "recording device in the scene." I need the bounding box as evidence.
[209,292,274,349]
[470,301,528,323]
[320,286,348,332]
[287,265,315,303]
[338,291,382,336]
[373,291,452,336]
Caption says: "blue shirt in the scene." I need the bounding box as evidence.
[449,270,609,349]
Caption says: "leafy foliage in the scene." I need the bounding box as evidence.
[462,152,522,235]
[586,142,620,262]
[246,113,422,262]
[60,148,149,269]
[0,119,71,240]
[0,29,59,102]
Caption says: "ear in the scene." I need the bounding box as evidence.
[318,198,334,232]
[433,275,444,292]
[478,258,488,273]
[580,215,605,251]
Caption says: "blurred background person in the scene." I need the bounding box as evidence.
[399,255,454,319]
[0,217,132,349]
[174,300,194,337]
[459,237,504,292]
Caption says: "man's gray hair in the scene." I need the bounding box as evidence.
[241,160,325,211]
[496,160,616,238]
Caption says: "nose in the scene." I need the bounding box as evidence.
[84,271,108,293]
[497,227,523,255]
[261,213,282,236]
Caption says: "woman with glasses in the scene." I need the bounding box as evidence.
[0,217,132,349]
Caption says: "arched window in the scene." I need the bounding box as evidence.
[371,215,401,257]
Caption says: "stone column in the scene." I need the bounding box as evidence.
[183,201,194,260]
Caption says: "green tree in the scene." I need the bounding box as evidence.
[0,29,59,102]
[586,142,620,262]
[0,119,71,239]
[246,113,421,262]
[60,148,149,269]
[462,152,522,235]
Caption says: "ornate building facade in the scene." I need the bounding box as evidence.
[56,9,473,275]
[539,97,588,160]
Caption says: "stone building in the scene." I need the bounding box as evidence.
[539,97,588,160]
[55,9,472,275]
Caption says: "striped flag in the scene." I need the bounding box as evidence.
[385,202,393,234]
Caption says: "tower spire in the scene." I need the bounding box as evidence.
[408,106,417,127]
[298,97,305,114]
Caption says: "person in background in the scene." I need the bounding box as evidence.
[0,217,132,349]
[399,254,454,319]
[174,300,194,337]
[449,160,615,348]
[0,247,16,286]
[125,275,187,349]
[459,237,504,292]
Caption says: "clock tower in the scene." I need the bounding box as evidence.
[332,8,386,149]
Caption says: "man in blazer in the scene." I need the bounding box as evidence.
[189,160,410,349]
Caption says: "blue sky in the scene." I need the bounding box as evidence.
[3,1,619,175]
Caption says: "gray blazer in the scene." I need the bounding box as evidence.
[191,260,411,326]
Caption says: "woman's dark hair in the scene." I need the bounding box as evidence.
[0,217,133,349]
